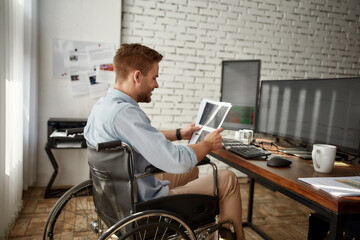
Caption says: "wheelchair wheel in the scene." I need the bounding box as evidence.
[99,210,197,240]
[43,180,112,239]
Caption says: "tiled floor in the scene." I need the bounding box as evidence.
[8,178,313,240]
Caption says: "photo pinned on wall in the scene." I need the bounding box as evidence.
[65,50,89,71]
[89,75,97,85]
[88,67,98,85]
[69,54,78,61]
[88,67,108,99]
[100,63,114,71]
[71,75,80,81]
[96,63,115,85]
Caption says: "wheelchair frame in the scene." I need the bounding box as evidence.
[43,139,235,240]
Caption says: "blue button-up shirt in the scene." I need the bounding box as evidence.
[84,88,197,202]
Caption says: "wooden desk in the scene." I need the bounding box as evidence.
[210,148,360,240]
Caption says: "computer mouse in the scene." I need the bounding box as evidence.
[267,156,292,167]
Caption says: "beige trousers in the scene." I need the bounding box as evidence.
[157,167,245,240]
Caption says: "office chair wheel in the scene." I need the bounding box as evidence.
[99,210,197,240]
[43,180,111,239]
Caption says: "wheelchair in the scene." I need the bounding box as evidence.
[43,136,236,240]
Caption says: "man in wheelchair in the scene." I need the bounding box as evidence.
[84,43,245,240]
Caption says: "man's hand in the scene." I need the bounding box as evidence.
[180,123,202,140]
[202,128,224,151]
[188,127,224,162]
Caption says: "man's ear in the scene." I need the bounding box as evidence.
[133,70,141,83]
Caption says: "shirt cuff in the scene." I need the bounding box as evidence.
[185,146,198,168]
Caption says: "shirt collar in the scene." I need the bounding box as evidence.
[107,88,139,107]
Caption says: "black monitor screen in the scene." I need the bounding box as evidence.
[220,60,261,131]
[257,78,360,155]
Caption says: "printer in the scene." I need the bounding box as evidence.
[47,118,87,148]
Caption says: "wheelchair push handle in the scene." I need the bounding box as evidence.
[96,140,123,152]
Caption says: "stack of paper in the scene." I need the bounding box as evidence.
[299,176,360,197]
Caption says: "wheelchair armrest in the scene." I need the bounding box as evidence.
[138,156,219,197]
[144,165,163,175]
[196,156,210,166]
[144,157,211,175]
[197,156,219,197]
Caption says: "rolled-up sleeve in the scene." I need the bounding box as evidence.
[113,104,197,173]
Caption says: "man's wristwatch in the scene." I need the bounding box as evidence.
[176,128,182,140]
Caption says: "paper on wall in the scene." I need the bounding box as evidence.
[64,50,90,71]
[88,68,108,98]
[96,63,115,84]
[70,70,90,96]
[53,39,115,79]
[189,99,232,144]
[89,82,109,99]
[69,68,109,98]
[87,45,115,66]
[86,45,115,85]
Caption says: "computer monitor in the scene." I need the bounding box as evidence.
[220,60,261,131]
[257,77,360,155]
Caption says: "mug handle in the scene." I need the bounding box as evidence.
[313,149,321,168]
[239,131,244,139]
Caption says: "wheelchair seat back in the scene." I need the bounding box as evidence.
[88,143,134,227]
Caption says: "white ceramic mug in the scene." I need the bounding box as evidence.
[236,129,253,144]
[312,144,337,173]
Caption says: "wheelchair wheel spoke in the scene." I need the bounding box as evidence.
[67,196,93,219]
[142,216,150,240]
[134,221,144,240]
[100,211,196,240]
[153,216,161,240]
[153,228,158,240]
[137,231,143,240]
[43,181,111,240]
[161,226,169,240]
[54,218,89,231]
[162,218,173,240]
[60,205,92,221]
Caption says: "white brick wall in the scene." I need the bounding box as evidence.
[121,0,360,175]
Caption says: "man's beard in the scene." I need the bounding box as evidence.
[138,91,152,103]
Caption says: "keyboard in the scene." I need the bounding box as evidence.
[222,138,271,159]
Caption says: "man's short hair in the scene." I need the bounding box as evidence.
[113,43,163,81]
